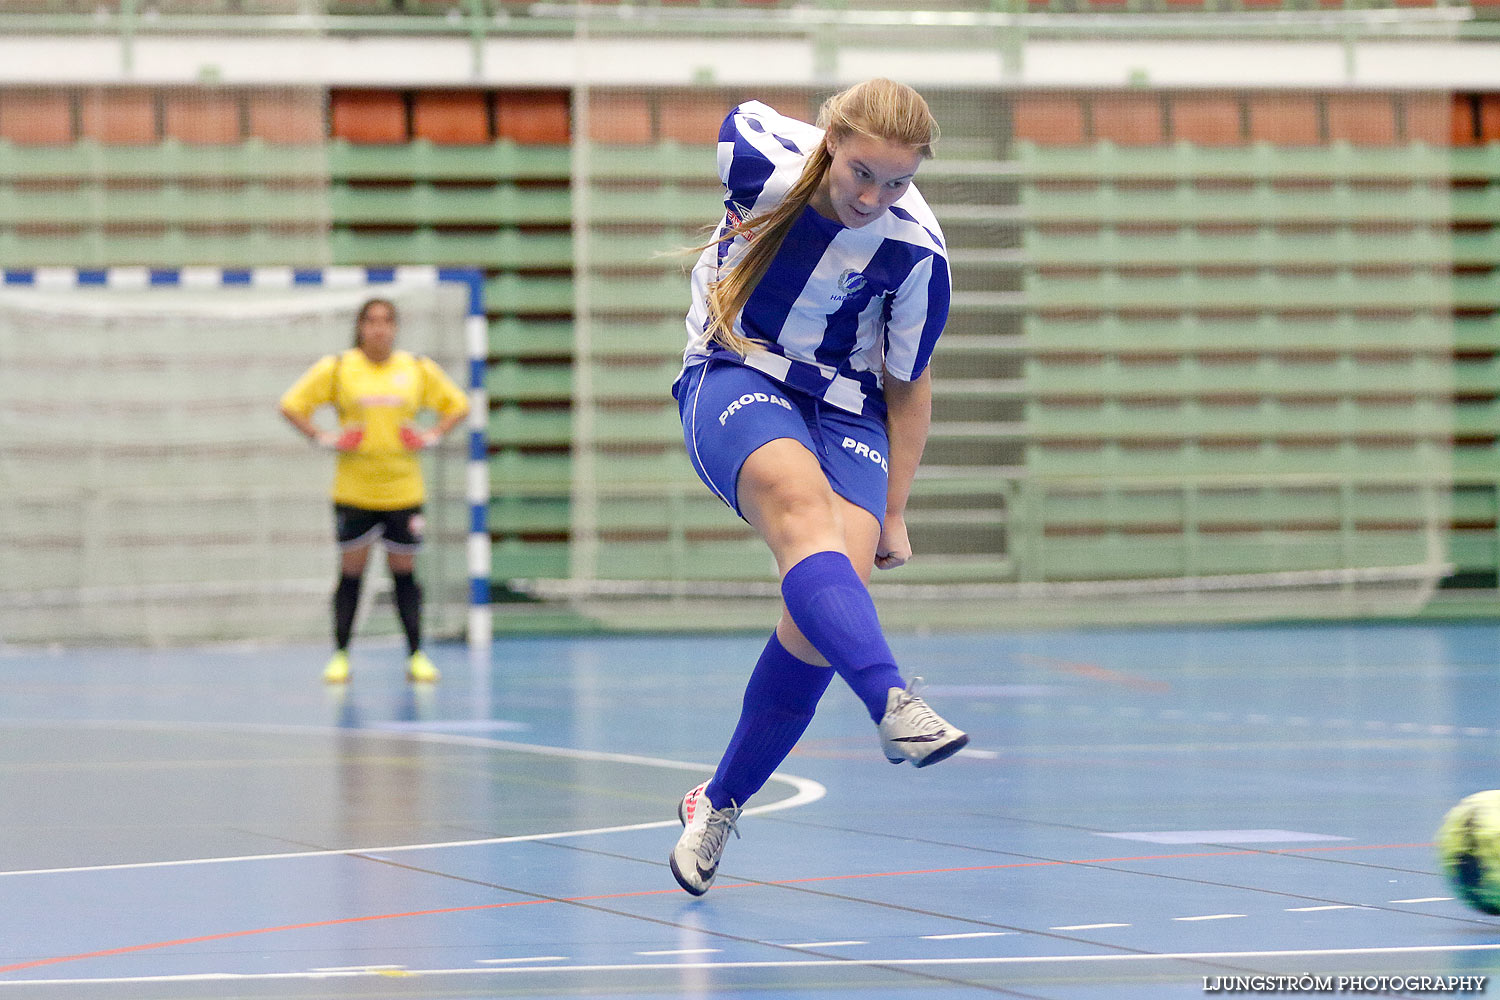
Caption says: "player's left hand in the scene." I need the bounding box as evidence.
[875,515,911,571]
[399,424,435,451]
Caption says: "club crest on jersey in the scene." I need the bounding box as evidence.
[724,202,755,240]
[831,269,868,302]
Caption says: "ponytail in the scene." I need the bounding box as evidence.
[701,142,834,357]
[697,79,938,357]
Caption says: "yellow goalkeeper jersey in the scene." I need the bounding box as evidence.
[280,348,469,510]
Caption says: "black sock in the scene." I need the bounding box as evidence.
[392,571,422,655]
[333,573,361,651]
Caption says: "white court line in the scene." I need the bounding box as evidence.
[11,943,1500,988]
[1390,897,1452,904]
[0,722,825,879]
[1286,905,1364,912]
[634,949,721,956]
[920,932,1013,940]
[783,941,867,949]
[1172,914,1244,922]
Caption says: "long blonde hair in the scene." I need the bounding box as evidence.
[701,78,939,357]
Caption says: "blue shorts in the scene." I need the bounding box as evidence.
[676,360,890,525]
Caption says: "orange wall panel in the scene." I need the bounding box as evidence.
[1325,93,1399,146]
[585,92,650,145]
[1014,94,1086,145]
[1171,94,1244,145]
[496,90,571,144]
[330,90,407,144]
[657,94,731,144]
[0,90,74,146]
[164,91,244,145]
[1091,93,1165,146]
[1451,94,1479,145]
[1247,94,1320,145]
[1397,93,1450,146]
[1481,94,1500,142]
[80,89,158,146]
[413,90,491,145]
[247,91,326,145]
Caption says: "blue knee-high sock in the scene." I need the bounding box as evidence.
[780,550,905,722]
[705,632,834,811]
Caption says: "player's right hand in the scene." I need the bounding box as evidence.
[318,427,364,452]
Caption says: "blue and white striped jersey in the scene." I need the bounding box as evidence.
[676,100,951,419]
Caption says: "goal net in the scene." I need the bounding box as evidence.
[0,268,479,647]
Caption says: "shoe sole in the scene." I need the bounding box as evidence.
[913,733,969,768]
[886,733,970,767]
[668,852,710,896]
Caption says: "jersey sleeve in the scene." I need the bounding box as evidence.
[882,252,951,384]
[717,101,821,214]
[417,356,470,419]
[278,355,338,418]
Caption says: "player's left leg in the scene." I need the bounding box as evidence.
[736,437,909,723]
[384,508,437,684]
[697,483,887,818]
[747,443,967,769]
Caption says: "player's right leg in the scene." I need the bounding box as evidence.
[672,363,833,892]
[669,780,742,896]
[669,627,835,895]
[326,505,380,684]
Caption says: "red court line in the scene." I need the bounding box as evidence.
[712,842,1437,888]
[0,898,553,975]
[1013,653,1172,693]
[0,842,1431,977]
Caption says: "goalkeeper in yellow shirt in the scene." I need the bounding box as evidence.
[280,298,470,684]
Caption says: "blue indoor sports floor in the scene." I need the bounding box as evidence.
[2,620,1499,998]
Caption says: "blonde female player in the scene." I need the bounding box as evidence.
[279,298,469,685]
[669,79,968,896]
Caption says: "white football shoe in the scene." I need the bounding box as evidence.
[877,677,969,767]
[669,781,741,896]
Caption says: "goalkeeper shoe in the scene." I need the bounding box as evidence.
[322,650,351,685]
[669,781,741,896]
[406,650,440,684]
[878,678,968,767]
